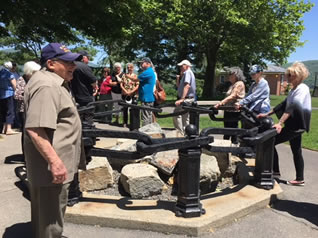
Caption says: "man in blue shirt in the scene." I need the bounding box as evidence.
[0,61,17,135]
[126,57,156,126]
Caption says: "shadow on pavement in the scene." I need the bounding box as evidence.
[14,166,30,201]
[2,222,32,238]
[273,199,318,226]
[4,154,24,164]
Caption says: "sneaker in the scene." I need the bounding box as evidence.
[287,180,305,186]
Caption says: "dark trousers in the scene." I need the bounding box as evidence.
[78,100,94,126]
[273,127,304,181]
[96,94,112,123]
[223,111,240,144]
[0,96,15,131]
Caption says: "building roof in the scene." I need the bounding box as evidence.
[264,65,286,73]
[218,64,286,74]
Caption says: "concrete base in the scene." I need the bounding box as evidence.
[65,183,283,236]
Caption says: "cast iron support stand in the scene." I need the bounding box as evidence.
[129,107,140,131]
[175,125,206,218]
[189,110,200,135]
[253,135,276,189]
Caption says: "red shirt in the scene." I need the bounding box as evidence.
[99,76,112,95]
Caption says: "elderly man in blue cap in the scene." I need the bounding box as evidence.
[24,43,86,238]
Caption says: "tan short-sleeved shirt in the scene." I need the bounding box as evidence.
[24,69,83,187]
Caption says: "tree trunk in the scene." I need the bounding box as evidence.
[202,48,217,98]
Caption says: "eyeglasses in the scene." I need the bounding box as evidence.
[52,59,75,66]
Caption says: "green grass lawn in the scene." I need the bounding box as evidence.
[156,108,318,151]
[270,95,318,108]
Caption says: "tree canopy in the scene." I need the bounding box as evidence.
[0,0,313,97]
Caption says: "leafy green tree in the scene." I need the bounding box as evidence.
[160,0,313,97]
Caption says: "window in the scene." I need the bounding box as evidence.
[220,75,225,83]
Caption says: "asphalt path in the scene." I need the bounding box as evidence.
[1,127,317,238]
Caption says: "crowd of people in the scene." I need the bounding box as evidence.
[216,63,311,188]
[0,42,312,238]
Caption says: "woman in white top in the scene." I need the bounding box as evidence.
[258,62,311,186]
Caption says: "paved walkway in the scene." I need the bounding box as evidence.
[1,126,318,238]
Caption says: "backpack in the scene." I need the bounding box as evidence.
[154,80,166,104]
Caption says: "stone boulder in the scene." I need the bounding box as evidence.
[120,163,165,198]
[200,154,221,194]
[163,129,185,138]
[138,122,165,138]
[107,139,152,167]
[79,157,114,192]
[150,149,179,175]
[202,139,236,177]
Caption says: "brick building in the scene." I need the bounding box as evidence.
[216,65,287,95]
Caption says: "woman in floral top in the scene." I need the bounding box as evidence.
[215,67,246,144]
[121,63,139,127]
[14,61,41,157]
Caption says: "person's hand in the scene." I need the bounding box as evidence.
[116,75,122,83]
[257,113,268,119]
[175,99,184,106]
[50,158,67,184]
[273,123,283,134]
[234,103,241,110]
[214,103,221,109]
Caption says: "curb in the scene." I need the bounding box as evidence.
[65,183,283,236]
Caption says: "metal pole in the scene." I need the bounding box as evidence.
[253,136,276,189]
[175,125,205,217]
[129,107,140,131]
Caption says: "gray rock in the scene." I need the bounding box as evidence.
[79,157,114,192]
[150,149,179,175]
[202,139,236,177]
[108,139,150,167]
[120,163,165,199]
[138,122,165,138]
[200,154,221,194]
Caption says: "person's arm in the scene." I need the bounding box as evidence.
[257,109,275,118]
[93,82,98,96]
[176,75,180,88]
[240,80,268,107]
[273,112,290,134]
[175,83,191,106]
[215,82,244,108]
[11,78,17,91]
[109,78,117,87]
[26,127,67,184]
[120,81,128,95]
[125,73,138,81]
[129,83,139,96]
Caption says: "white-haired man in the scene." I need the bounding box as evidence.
[173,59,196,135]
[24,43,85,238]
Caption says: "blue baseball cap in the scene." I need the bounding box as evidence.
[139,57,152,64]
[40,43,82,65]
[249,65,263,75]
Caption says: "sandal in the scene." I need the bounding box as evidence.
[287,180,305,186]
[5,131,20,135]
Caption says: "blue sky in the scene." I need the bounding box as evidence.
[287,0,318,62]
